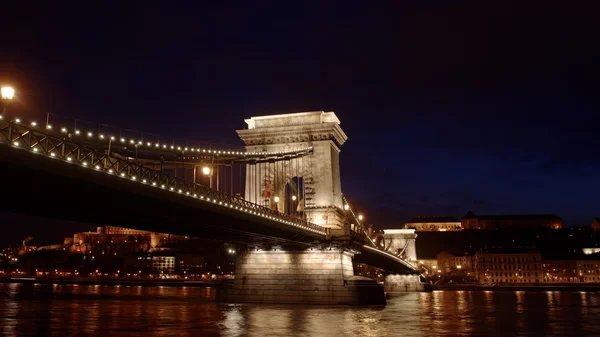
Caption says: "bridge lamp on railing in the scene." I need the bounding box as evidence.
[344,204,350,211]
[1,86,15,117]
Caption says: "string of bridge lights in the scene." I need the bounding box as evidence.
[2,116,312,158]
[2,117,326,235]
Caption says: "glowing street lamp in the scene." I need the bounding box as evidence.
[1,86,15,100]
[344,204,350,210]
[274,196,280,203]
[292,195,297,201]
[202,166,211,175]
[358,214,364,221]
[1,86,15,116]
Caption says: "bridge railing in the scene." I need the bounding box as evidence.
[0,119,327,235]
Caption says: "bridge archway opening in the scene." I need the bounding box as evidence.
[284,176,304,218]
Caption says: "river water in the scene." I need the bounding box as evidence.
[0,283,599,336]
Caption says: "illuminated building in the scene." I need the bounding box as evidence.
[152,255,175,275]
[436,251,474,274]
[474,249,543,284]
[462,211,562,230]
[542,260,578,283]
[404,216,462,232]
[576,258,600,283]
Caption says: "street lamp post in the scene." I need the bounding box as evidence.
[1,86,15,116]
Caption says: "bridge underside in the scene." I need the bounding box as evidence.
[0,145,322,247]
[354,248,418,275]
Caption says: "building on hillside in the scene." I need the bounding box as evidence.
[462,211,562,230]
[436,251,474,275]
[583,248,600,255]
[404,216,462,231]
[67,226,190,256]
[591,218,600,230]
[473,249,543,284]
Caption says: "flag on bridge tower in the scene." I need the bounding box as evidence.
[262,180,271,198]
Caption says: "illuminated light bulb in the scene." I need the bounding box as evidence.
[162,145,167,148]
[0,115,2,119]
[46,125,52,129]
[12,141,18,146]
[147,142,151,146]
[120,172,125,177]
[186,191,190,195]
[75,130,80,135]
[131,176,136,180]
[184,147,188,151]
[142,179,147,183]
[292,195,297,201]
[110,136,115,140]
[82,162,88,166]
[99,134,104,139]
[66,157,72,161]
[344,204,350,210]
[87,132,93,137]
[170,145,174,149]
[95,165,100,170]
[358,215,364,221]
[202,166,210,175]
[120,138,125,142]
[108,169,113,174]
[155,143,159,147]
[50,153,56,157]
[61,127,67,133]
[130,140,135,144]
[152,182,156,186]
[138,141,142,145]
[274,196,280,203]
[170,187,174,191]
[193,194,197,197]
[178,189,182,193]
[32,147,38,152]
[161,185,165,188]
[177,147,181,150]
[15,118,21,123]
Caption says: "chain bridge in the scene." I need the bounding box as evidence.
[0,111,425,305]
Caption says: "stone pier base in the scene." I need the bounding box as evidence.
[217,249,385,305]
[384,274,428,295]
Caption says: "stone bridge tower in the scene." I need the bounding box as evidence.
[236,111,348,229]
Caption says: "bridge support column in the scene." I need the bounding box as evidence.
[217,248,385,305]
[384,274,428,295]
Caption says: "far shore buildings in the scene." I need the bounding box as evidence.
[405,212,564,232]
[404,216,462,232]
[462,211,562,230]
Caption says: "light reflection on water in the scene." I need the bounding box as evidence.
[1,284,600,336]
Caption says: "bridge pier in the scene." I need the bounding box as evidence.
[384,274,428,295]
[217,248,385,305]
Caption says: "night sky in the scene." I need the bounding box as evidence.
[1,1,599,244]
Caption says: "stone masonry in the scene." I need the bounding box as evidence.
[237,111,348,229]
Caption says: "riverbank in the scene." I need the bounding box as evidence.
[0,276,221,287]
[432,283,600,292]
